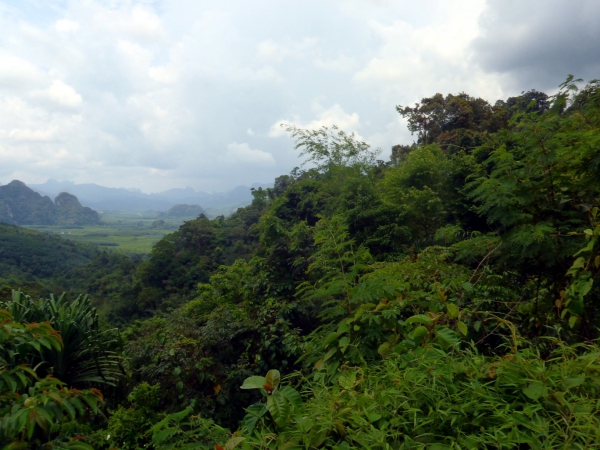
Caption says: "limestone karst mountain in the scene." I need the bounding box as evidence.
[0,180,101,226]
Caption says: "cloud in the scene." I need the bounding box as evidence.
[8,128,58,142]
[30,80,83,109]
[55,20,80,32]
[0,51,46,90]
[471,0,600,90]
[313,55,357,73]
[0,0,592,193]
[269,103,361,138]
[257,37,319,63]
[224,142,275,166]
[353,1,503,104]
[149,66,177,84]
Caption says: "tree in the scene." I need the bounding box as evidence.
[397,92,508,152]
[282,125,380,171]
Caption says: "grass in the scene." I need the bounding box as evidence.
[25,211,196,255]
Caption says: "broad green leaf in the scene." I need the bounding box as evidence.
[240,376,267,390]
[569,315,578,328]
[446,303,459,319]
[412,326,429,340]
[339,336,350,352]
[324,347,337,361]
[457,321,468,336]
[267,391,290,425]
[570,257,586,268]
[338,372,357,390]
[242,403,267,434]
[567,298,584,316]
[579,279,593,296]
[564,376,585,389]
[224,437,245,450]
[368,412,382,422]
[280,386,302,408]
[265,369,280,390]
[323,332,338,347]
[523,381,547,400]
[436,327,460,349]
[378,342,391,358]
[405,314,433,326]
[337,321,350,335]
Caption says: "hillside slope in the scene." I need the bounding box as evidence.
[0,222,98,286]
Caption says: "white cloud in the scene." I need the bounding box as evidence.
[8,128,58,142]
[257,37,319,63]
[0,0,589,192]
[224,142,275,166]
[353,0,504,103]
[269,103,361,138]
[29,80,83,109]
[55,19,80,32]
[149,66,177,83]
[126,5,165,40]
[89,3,166,42]
[0,51,46,89]
[313,55,356,72]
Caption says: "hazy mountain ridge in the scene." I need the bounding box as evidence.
[0,180,101,226]
[26,179,273,212]
[158,204,206,218]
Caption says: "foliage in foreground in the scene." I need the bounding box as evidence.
[0,308,102,449]
[3,77,600,447]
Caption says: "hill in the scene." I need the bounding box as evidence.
[54,192,101,225]
[0,222,98,290]
[0,180,101,226]
[158,204,206,218]
[0,180,56,225]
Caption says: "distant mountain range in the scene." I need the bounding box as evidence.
[22,179,272,212]
[0,180,101,226]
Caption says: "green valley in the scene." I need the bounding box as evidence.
[25,211,187,256]
[2,78,600,449]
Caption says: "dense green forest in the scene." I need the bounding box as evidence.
[2,77,600,449]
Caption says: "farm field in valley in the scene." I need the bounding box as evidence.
[25,211,196,255]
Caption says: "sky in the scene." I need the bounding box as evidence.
[0,0,598,193]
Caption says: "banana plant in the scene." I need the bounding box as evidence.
[1,308,101,449]
[3,290,125,387]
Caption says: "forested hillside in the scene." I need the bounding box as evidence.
[2,77,600,449]
[0,222,98,295]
